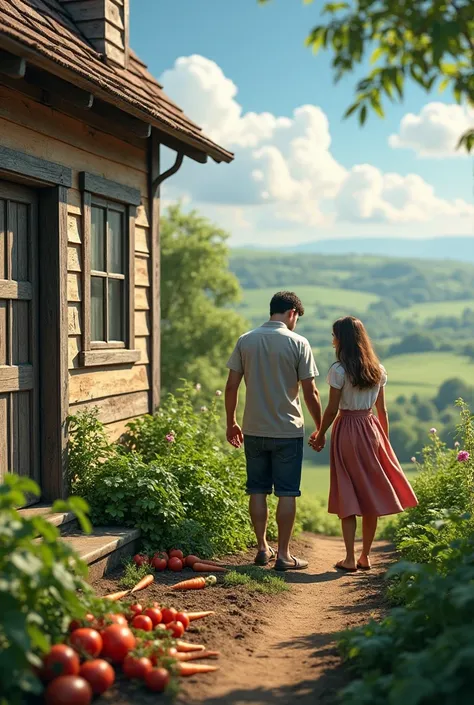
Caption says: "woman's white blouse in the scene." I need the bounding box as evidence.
[327,362,387,411]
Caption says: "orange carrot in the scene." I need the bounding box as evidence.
[176,641,206,653]
[177,663,219,677]
[193,562,227,573]
[130,574,154,593]
[103,589,130,601]
[176,651,220,662]
[186,611,215,622]
[198,559,226,567]
[171,577,206,591]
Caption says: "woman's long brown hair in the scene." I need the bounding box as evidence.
[333,316,382,389]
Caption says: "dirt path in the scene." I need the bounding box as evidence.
[180,534,395,705]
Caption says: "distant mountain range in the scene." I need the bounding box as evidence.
[236,237,474,262]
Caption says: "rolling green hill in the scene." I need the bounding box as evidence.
[395,300,474,323]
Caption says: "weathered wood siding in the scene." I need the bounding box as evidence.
[0,82,153,440]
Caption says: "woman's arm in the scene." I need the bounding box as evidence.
[375,386,389,437]
[309,386,341,451]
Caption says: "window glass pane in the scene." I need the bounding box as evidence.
[91,207,105,271]
[108,210,124,274]
[91,277,105,341]
[108,279,124,342]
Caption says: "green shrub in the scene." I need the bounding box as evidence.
[296,496,341,537]
[0,475,93,704]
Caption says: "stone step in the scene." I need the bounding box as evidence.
[61,527,140,582]
[19,503,79,533]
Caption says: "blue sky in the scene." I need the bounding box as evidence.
[130,0,474,246]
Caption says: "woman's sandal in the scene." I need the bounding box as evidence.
[254,546,276,566]
[274,555,308,571]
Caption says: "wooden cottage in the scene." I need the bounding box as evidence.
[0,0,233,503]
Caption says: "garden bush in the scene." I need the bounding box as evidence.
[338,400,474,704]
[0,475,94,704]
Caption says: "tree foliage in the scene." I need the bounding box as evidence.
[259,0,474,149]
[160,204,247,395]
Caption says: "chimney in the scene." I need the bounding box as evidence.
[60,0,129,69]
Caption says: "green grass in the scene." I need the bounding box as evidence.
[301,462,416,498]
[223,566,289,594]
[383,352,474,401]
[237,285,380,319]
[395,299,474,323]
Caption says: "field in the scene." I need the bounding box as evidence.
[237,285,380,320]
[382,352,474,401]
[396,299,474,323]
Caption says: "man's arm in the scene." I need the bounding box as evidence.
[309,385,342,452]
[301,377,322,432]
[225,369,244,448]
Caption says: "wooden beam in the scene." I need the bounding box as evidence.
[80,349,141,368]
[157,130,208,164]
[0,145,72,187]
[25,67,94,110]
[92,99,151,139]
[0,50,26,79]
[79,172,141,206]
[39,187,69,501]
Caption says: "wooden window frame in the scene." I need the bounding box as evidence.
[79,172,140,368]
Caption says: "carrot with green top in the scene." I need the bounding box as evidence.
[171,575,217,591]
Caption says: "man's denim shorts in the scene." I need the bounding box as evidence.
[243,435,304,497]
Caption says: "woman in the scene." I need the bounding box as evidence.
[310,316,418,572]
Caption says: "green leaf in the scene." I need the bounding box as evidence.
[359,104,368,125]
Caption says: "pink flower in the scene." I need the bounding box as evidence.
[430,428,437,435]
[165,433,175,443]
[457,450,470,463]
[411,457,416,463]
[215,390,223,397]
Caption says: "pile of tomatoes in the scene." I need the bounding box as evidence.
[39,602,193,704]
[134,548,191,572]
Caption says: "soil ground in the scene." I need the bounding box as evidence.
[93,533,395,705]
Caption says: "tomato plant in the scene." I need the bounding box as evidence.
[122,655,153,680]
[44,675,93,705]
[42,644,80,681]
[79,660,115,695]
[70,628,103,658]
[132,614,154,632]
[100,625,136,663]
[145,667,170,692]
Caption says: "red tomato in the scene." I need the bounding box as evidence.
[45,675,92,705]
[122,655,153,680]
[161,607,177,624]
[97,613,128,628]
[68,614,95,633]
[184,555,200,568]
[144,608,162,627]
[168,557,183,572]
[166,621,185,638]
[132,614,154,632]
[156,551,169,561]
[151,556,167,571]
[42,644,80,681]
[169,549,184,560]
[100,625,136,663]
[69,628,103,658]
[79,660,115,695]
[145,667,170,693]
[128,603,142,618]
[133,554,148,567]
[175,612,190,630]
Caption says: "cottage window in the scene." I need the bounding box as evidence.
[79,172,141,368]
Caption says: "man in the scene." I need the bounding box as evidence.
[225,291,322,571]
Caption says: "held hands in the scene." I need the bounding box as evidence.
[308,430,326,452]
[227,423,243,449]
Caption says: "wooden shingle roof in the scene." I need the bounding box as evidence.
[0,0,233,163]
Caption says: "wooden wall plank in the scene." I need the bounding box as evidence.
[68,335,81,369]
[67,213,81,244]
[68,303,81,335]
[69,363,149,403]
[104,417,136,442]
[134,286,149,311]
[135,203,149,228]
[0,365,33,392]
[69,390,149,425]
[135,255,149,287]
[135,226,149,255]
[135,311,150,337]
[67,244,81,273]
[67,273,82,303]
[67,189,82,216]
[135,336,149,364]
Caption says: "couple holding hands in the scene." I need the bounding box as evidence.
[225,291,417,573]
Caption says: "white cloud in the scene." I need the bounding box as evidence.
[389,102,474,157]
[160,56,474,240]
